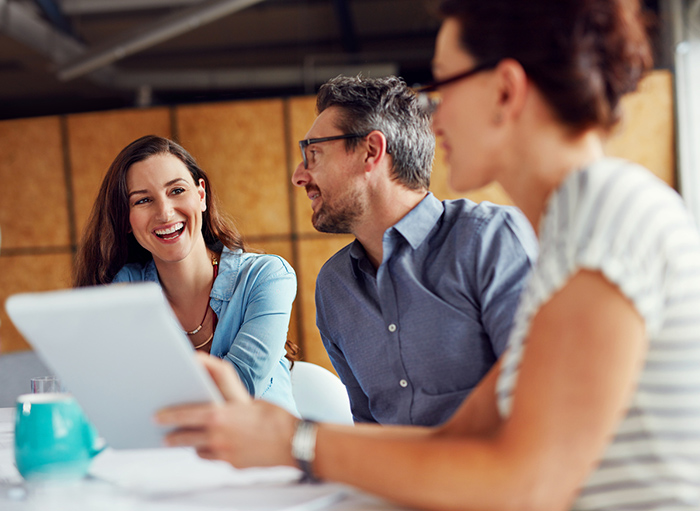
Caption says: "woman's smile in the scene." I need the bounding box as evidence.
[154,221,186,242]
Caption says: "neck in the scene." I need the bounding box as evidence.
[155,243,215,308]
[500,125,604,235]
[353,185,429,269]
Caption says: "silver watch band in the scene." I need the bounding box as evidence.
[291,419,320,483]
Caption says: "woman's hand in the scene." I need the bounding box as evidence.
[155,353,299,468]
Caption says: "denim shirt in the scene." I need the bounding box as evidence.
[316,193,537,426]
[113,247,298,415]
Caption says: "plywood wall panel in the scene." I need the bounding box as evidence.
[66,108,172,240]
[0,253,73,353]
[287,96,320,236]
[604,70,675,186]
[297,236,354,372]
[0,117,70,249]
[176,100,290,237]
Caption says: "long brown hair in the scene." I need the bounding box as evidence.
[73,135,245,287]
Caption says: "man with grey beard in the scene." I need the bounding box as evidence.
[291,75,537,426]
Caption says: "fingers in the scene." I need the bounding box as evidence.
[155,403,214,428]
[196,353,252,403]
[163,428,210,449]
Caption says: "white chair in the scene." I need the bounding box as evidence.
[290,361,353,425]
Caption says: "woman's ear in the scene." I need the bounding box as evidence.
[198,178,207,212]
[493,58,529,124]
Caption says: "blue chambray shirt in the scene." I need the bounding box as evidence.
[113,247,299,415]
[316,193,537,426]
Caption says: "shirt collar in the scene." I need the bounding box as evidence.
[392,192,443,250]
[348,192,443,277]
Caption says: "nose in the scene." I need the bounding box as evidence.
[291,161,309,188]
[155,198,174,222]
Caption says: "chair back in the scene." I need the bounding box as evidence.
[290,361,353,425]
[0,350,51,407]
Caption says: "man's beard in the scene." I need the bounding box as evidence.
[311,188,365,234]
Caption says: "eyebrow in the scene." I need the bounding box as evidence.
[128,178,188,198]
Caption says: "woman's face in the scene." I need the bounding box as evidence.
[431,18,500,193]
[126,153,207,266]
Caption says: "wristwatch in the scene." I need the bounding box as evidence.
[291,419,320,483]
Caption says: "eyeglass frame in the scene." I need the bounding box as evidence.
[298,133,371,169]
[415,60,500,110]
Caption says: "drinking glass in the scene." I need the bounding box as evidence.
[30,376,63,394]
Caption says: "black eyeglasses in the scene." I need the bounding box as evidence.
[415,61,499,111]
[298,133,370,169]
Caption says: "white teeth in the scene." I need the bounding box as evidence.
[311,193,320,200]
[155,222,184,235]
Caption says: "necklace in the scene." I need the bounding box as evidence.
[185,308,207,335]
[184,254,219,336]
[193,332,214,349]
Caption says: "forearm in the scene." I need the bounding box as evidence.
[312,425,556,511]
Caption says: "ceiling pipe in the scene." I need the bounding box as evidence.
[56,0,267,82]
[110,63,400,91]
[60,0,204,15]
[1,0,400,99]
[33,0,77,38]
[0,0,114,85]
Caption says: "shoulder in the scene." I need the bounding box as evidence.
[111,261,153,283]
[443,198,538,258]
[442,198,530,233]
[546,158,685,239]
[219,247,296,282]
[317,242,355,282]
[213,248,296,302]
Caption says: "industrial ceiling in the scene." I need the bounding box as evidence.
[0,0,664,121]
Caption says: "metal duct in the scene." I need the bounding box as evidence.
[111,63,400,91]
[56,0,267,81]
[60,0,204,14]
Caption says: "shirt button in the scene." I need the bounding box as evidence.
[388,323,397,332]
[399,379,408,388]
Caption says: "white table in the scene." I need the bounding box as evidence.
[0,408,403,511]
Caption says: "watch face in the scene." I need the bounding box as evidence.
[292,420,317,462]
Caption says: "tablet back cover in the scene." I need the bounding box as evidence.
[5,283,223,449]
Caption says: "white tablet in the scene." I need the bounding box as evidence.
[5,282,223,449]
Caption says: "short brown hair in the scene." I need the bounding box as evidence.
[438,0,653,132]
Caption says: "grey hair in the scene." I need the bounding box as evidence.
[316,75,434,190]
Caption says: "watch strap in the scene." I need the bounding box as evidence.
[291,419,320,483]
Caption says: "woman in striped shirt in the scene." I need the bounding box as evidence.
[157,1,700,509]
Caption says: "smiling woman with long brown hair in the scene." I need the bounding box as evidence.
[74,135,298,415]
[155,2,700,509]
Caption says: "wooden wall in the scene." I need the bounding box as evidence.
[0,70,675,372]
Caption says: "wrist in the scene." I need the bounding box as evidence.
[291,419,320,483]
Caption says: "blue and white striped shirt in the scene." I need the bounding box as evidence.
[497,158,700,510]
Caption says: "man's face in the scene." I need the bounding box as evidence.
[291,106,368,234]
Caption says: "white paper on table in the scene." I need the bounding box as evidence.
[88,447,351,511]
[89,447,301,495]
[0,411,21,486]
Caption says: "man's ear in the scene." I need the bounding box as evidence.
[493,58,529,125]
[364,130,389,170]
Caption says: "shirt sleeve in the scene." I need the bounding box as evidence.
[315,278,375,423]
[222,257,296,397]
[473,207,537,356]
[548,164,679,337]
